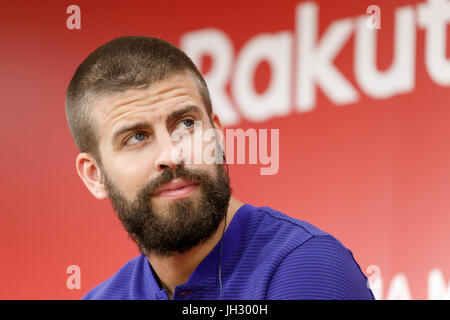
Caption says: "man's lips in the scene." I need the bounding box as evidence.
[153,178,199,200]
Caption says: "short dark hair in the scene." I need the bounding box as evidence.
[65,35,212,162]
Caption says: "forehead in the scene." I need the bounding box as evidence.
[92,72,207,138]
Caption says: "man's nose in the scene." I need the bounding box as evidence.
[153,131,184,171]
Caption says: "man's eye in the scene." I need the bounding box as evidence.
[181,119,194,128]
[174,118,195,133]
[125,132,148,146]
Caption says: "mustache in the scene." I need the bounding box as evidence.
[139,165,212,198]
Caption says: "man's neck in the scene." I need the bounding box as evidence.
[146,196,243,300]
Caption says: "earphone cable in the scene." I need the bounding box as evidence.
[218,212,227,300]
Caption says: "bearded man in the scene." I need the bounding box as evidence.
[65,36,374,300]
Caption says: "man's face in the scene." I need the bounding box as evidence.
[91,72,231,256]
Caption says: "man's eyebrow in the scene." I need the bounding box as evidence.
[112,122,152,144]
[111,106,203,144]
[166,105,202,125]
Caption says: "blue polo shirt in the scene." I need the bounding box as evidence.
[82,204,375,300]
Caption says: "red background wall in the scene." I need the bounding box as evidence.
[1,0,449,299]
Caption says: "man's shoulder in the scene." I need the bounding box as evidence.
[246,205,332,247]
[245,205,374,299]
[81,254,148,300]
[243,205,357,267]
[256,205,329,237]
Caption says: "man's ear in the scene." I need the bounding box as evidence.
[211,112,224,132]
[75,153,108,200]
[210,112,225,147]
[209,112,227,163]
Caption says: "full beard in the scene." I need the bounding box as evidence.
[102,163,231,257]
